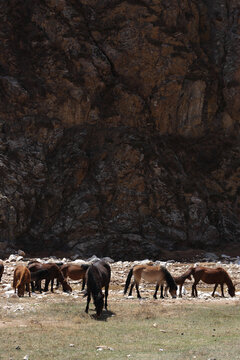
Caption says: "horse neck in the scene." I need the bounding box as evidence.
[225,273,234,288]
[87,270,102,297]
[163,268,176,290]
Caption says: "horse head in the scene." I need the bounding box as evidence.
[169,285,177,298]
[228,284,235,297]
[62,280,72,293]
[94,292,104,317]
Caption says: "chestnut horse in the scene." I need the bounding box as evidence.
[28,262,72,293]
[85,260,111,317]
[0,260,4,281]
[162,267,193,298]
[13,265,31,297]
[124,264,177,299]
[60,263,89,290]
[189,266,235,297]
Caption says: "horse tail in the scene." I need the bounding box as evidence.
[124,268,133,295]
[161,266,177,291]
[16,270,25,288]
[81,264,90,271]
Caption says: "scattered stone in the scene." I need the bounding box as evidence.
[69,344,74,347]
[8,254,18,262]
[204,253,218,261]
[88,255,101,263]
[96,345,114,351]
[15,345,21,350]
[18,249,26,257]
[101,257,114,263]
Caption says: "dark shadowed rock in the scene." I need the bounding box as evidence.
[0,1,239,260]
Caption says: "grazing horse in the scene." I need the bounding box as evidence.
[124,264,177,299]
[30,269,50,292]
[60,263,89,290]
[162,267,193,298]
[28,262,72,293]
[13,265,31,297]
[85,260,111,317]
[189,266,235,297]
[0,260,4,281]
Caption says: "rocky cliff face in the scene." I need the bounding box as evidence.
[0,0,240,259]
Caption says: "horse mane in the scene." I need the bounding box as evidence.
[87,265,102,297]
[181,267,194,280]
[223,269,234,288]
[161,266,177,291]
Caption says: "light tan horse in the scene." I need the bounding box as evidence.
[124,264,177,299]
[60,263,89,290]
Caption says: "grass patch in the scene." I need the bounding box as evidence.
[0,299,240,359]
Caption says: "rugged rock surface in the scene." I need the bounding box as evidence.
[0,0,240,259]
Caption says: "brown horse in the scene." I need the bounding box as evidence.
[0,260,4,281]
[85,260,111,317]
[124,264,177,299]
[13,265,31,297]
[189,266,235,297]
[162,268,193,297]
[28,262,72,293]
[60,263,89,290]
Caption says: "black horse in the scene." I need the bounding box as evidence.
[85,260,111,317]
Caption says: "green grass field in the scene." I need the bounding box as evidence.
[0,298,240,360]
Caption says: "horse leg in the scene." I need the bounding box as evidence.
[153,284,159,299]
[136,283,141,299]
[221,284,224,297]
[128,282,135,296]
[82,278,85,291]
[164,285,168,297]
[44,279,50,292]
[212,284,218,297]
[192,280,199,297]
[85,293,91,313]
[56,279,59,289]
[26,283,31,297]
[104,285,109,310]
[51,279,54,292]
[179,285,182,298]
[38,280,42,293]
[31,281,35,292]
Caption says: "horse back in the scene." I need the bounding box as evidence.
[194,266,227,284]
[61,263,89,280]
[86,261,111,289]
[134,265,164,283]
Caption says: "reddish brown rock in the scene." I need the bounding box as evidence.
[0,1,239,259]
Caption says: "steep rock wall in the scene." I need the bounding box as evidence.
[0,0,240,259]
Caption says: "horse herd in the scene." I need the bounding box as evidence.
[0,259,237,317]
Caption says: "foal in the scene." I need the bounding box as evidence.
[124,264,177,299]
[85,260,111,317]
[162,267,193,297]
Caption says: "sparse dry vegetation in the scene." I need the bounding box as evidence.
[0,297,240,359]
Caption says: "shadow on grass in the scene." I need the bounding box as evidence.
[89,309,116,321]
